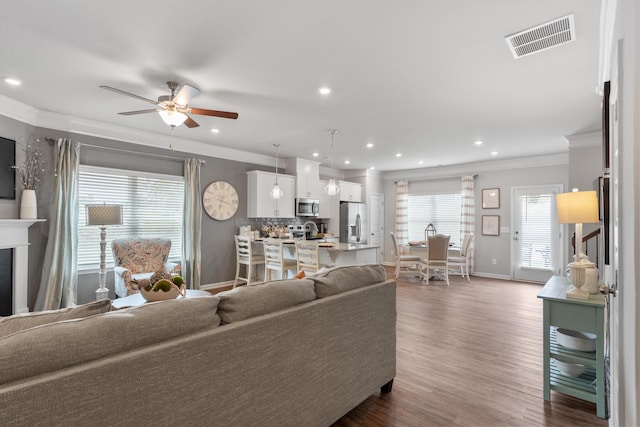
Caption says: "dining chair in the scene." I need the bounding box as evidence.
[390,231,422,278]
[234,235,265,287]
[420,234,451,285]
[295,239,325,274]
[263,238,298,281]
[448,233,474,281]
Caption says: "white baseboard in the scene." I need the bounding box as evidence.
[469,272,512,281]
[200,280,235,291]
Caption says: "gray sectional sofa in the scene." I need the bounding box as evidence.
[0,264,396,427]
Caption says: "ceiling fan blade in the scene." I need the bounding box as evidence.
[100,85,159,105]
[190,108,239,120]
[183,116,200,128]
[117,109,161,115]
[173,84,201,106]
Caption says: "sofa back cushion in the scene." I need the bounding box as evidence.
[0,296,220,385]
[0,299,112,339]
[217,279,316,324]
[111,237,171,274]
[308,264,387,298]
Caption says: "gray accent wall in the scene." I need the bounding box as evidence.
[1,115,277,307]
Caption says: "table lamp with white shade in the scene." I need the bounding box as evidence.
[556,190,600,300]
[86,204,122,300]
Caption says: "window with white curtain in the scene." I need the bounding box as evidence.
[407,192,462,244]
[518,194,553,269]
[77,165,184,271]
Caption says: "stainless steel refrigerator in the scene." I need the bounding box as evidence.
[339,202,368,244]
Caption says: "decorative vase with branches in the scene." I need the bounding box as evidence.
[12,139,45,219]
[13,139,45,190]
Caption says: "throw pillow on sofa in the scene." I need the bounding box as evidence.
[0,298,112,338]
[308,264,387,298]
[217,278,316,324]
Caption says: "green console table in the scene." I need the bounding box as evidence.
[537,276,607,419]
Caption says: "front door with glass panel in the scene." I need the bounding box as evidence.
[512,185,563,282]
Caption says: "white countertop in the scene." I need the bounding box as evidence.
[251,238,378,251]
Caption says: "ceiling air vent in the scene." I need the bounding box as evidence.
[505,14,575,59]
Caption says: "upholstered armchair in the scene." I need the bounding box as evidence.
[111,237,181,297]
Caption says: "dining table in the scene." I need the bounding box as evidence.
[403,241,460,281]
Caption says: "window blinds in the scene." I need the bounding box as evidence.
[518,194,553,269]
[407,193,462,244]
[78,165,184,271]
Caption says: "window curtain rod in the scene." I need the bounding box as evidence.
[47,138,206,164]
[394,173,477,184]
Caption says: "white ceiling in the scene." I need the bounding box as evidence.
[0,1,602,172]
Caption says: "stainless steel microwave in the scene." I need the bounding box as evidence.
[296,198,319,217]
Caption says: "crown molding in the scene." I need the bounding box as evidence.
[382,153,568,182]
[565,130,602,149]
[0,94,276,168]
[0,94,40,125]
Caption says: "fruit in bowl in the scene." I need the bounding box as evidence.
[140,275,186,301]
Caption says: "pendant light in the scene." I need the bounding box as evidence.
[325,130,340,196]
[269,143,284,199]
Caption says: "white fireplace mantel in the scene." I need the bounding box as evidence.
[0,219,46,314]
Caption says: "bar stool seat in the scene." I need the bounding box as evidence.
[234,235,265,287]
[263,238,297,281]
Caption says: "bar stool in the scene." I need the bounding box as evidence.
[263,238,297,281]
[234,235,265,287]
[295,239,325,274]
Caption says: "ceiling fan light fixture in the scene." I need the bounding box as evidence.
[159,109,187,127]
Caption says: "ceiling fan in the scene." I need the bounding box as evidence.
[99,81,238,128]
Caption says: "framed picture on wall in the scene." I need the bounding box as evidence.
[482,215,500,236]
[482,188,500,209]
[0,137,16,200]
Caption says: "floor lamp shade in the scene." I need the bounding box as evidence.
[86,204,122,226]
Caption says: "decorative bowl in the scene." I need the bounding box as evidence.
[140,283,186,302]
[552,355,586,377]
[556,328,597,352]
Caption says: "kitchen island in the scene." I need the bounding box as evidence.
[250,238,379,270]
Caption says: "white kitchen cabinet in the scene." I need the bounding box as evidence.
[286,158,320,200]
[339,181,363,202]
[247,170,295,218]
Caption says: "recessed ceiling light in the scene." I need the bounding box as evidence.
[344,160,350,165]
[366,142,374,148]
[474,140,483,146]
[395,153,402,158]
[210,128,220,134]
[491,151,498,156]
[4,77,22,86]
[369,166,375,170]
[312,152,319,157]
[318,86,332,95]
[418,160,424,164]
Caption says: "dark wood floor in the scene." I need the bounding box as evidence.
[332,268,608,427]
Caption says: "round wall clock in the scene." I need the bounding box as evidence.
[203,181,239,220]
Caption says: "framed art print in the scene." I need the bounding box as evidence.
[482,188,500,209]
[482,215,500,236]
[0,137,16,200]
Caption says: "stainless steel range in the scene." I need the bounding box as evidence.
[288,224,305,239]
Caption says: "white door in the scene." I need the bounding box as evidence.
[603,41,620,424]
[511,185,563,282]
[369,193,384,262]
